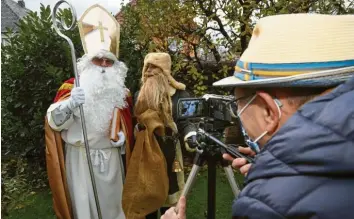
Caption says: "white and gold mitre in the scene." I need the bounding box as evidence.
[78,4,120,58]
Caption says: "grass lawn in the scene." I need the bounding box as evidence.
[5,167,243,219]
[4,190,56,219]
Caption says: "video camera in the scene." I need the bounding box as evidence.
[176,94,254,163]
[176,94,237,131]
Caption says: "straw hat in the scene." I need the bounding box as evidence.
[213,14,354,87]
[142,53,186,90]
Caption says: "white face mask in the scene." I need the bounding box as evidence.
[237,94,282,153]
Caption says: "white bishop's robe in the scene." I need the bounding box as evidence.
[47,100,126,219]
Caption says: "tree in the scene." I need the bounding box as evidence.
[118,2,150,93]
[1,4,83,214]
[119,0,354,95]
[1,4,82,160]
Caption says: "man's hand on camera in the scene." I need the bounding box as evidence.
[223,147,256,176]
[184,131,198,152]
[161,196,186,219]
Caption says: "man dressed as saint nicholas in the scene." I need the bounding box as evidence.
[44,5,133,219]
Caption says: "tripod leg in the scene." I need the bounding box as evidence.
[223,166,241,197]
[175,149,205,214]
[181,148,205,198]
[181,164,201,197]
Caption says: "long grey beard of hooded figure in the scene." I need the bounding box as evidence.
[76,54,128,135]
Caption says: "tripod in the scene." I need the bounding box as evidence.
[180,128,243,219]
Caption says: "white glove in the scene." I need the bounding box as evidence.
[110,131,125,148]
[68,87,85,110]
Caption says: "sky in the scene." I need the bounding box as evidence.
[24,0,130,17]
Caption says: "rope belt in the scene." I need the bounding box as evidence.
[68,142,113,173]
[90,149,111,173]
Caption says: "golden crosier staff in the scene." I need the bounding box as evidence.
[51,1,103,219]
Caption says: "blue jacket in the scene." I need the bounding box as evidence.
[232,76,354,219]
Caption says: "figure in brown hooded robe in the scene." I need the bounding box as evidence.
[122,53,197,219]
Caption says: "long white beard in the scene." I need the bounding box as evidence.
[76,54,128,135]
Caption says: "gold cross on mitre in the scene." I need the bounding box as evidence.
[93,21,108,42]
[78,4,121,58]
[79,21,108,42]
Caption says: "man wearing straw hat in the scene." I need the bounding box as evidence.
[45,5,133,219]
[162,13,354,219]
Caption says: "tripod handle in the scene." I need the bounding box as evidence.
[223,146,254,163]
[196,128,255,163]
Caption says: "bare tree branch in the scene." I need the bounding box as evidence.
[196,0,233,45]
[205,26,221,32]
[192,43,203,69]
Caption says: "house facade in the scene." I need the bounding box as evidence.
[1,0,30,45]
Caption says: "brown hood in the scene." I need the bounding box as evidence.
[142,52,186,90]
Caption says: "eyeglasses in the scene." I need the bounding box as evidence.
[227,93,256,118]
[92,57,115,67]
[234,94,256,106]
